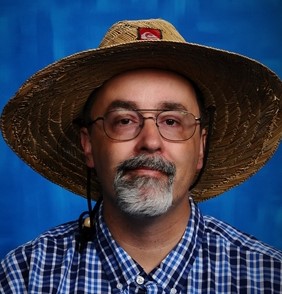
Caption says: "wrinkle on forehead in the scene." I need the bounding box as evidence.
[104,100,191,113]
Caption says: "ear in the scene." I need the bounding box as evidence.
[80,127,95,168]
[196,129,207,171]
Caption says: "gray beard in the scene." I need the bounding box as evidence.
[113,154,176,218]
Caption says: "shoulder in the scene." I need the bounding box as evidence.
[203,215,282,260]
[33,220,79,249]
[0,221,79,292]
[2,220,79,265]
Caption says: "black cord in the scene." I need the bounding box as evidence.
[87,167,93,215]
[76,168,102,253]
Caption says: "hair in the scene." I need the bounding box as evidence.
[73,87,102,128]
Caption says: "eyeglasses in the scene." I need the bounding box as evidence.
[88,109,201,142]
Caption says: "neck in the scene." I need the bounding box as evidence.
[103,197,191,273]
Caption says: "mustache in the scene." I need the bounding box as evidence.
[116,154,176,177]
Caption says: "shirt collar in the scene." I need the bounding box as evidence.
[95,198,204,292]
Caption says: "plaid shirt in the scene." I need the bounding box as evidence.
[1,199,281,293]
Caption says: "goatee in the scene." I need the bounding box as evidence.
[114,154,176,217]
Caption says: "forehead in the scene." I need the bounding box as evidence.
[90,69,199,114]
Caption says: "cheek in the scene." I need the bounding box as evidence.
[92,142,134,186]
[92,149,116,198]
[172,141,202,192]
[92,147,114,179]
[175,155,197,183]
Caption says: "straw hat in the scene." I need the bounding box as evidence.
[1,19,281,202]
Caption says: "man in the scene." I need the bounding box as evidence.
[0,19,281,293]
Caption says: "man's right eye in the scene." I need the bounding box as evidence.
[110,113,139,126]
[119,118,131,125]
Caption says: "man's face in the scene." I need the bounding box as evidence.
[81,69,206,218]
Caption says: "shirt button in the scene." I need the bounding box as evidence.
[136,275,145,285]
[116,283,123,290]
[170,288,177,294]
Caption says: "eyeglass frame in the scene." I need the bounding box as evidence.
[87,108,202,142]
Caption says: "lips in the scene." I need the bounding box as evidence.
[125,167,166,178]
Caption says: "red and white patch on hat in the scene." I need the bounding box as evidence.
[138,27,162,40]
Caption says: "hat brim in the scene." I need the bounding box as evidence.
[1,40,281,201]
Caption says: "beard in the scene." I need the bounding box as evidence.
[113,154,176,218]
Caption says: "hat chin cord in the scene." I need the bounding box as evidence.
[189,105,216,193]
[76,168,102,253]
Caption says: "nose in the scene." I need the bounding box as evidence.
[135,117,164,153]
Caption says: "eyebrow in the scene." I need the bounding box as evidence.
[105,100,188,112]
[106,100,138,112]
[158,102,187,111]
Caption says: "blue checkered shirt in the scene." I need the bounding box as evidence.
[1,199,282,293]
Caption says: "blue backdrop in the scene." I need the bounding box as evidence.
[0,0,281,258]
